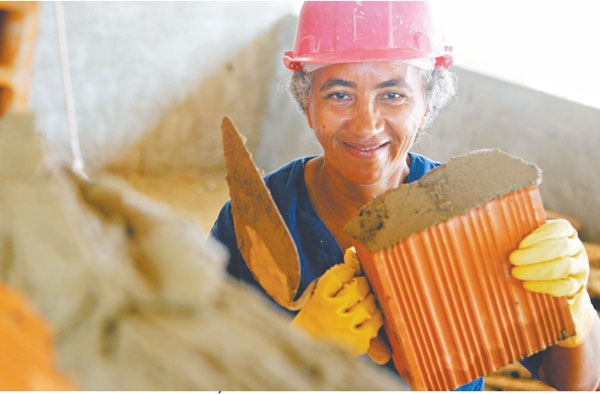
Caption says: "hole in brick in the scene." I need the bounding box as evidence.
[0,8,25,67]
[0,85,14,115]
[0,10,10,65]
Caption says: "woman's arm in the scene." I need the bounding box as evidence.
[539,316,600,390]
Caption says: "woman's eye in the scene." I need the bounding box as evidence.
[327,92,350,100]
[383,91,406,100]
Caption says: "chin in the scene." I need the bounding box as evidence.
[344,169,385,187]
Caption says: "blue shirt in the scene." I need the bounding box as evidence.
[211,153,510,391]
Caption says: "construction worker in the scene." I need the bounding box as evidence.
[211,1,600,390]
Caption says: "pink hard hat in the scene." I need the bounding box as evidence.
[283,1,453,72]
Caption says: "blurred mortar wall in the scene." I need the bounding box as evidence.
[29,2,600,241]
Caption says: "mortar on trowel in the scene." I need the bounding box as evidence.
[345,149,575,391]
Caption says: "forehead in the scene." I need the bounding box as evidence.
[312,61,423,89]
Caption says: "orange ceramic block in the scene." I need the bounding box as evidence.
[346,150,575,391]
[0,2,40,116]
[0,283,76,390]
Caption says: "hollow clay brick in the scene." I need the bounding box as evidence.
[346,149,575,391]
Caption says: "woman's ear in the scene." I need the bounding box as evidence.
[418,106,431,131]
[304,99,314,129]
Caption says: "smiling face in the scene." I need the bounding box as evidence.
[305,62,430,189]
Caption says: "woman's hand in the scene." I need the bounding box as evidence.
[291,248,385,357]
[510,219,596,347]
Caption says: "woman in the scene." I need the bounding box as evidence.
[211,1,600,390]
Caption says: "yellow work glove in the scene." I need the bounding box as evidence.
[291,247,384,357]
[510,219,597,347]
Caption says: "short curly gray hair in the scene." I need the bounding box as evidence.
[287,66,457,129]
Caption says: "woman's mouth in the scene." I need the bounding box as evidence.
[343,142,389,158]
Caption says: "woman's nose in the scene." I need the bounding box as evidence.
[349,100,384,138]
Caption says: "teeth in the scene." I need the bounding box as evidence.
[345,142,384,152]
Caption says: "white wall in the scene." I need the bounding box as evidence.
[435,0,600,110]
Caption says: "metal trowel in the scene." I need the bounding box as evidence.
[221,117,314,310]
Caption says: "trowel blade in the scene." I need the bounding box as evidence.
[221,117,309,310]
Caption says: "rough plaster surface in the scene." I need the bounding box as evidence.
[31,1,314,175]
[0,114,406,390]
[253,14,323,172]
